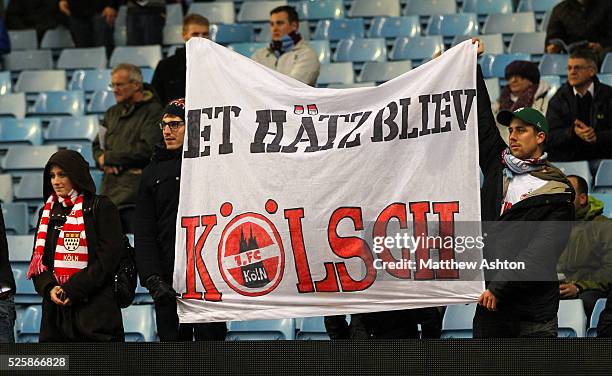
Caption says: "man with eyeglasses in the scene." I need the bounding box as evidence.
[546,48,612,162]
[134,99,227,341]
[92,63,163,233]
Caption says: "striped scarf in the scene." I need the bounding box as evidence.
[501,148,548,180]
[26,190,88,285]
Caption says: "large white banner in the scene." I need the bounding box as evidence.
[175,39,484,323]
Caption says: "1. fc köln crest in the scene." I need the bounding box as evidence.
[63,231,81,251]
[218,213,285,296]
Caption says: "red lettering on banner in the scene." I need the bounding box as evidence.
[373,203,411,279]
[432,202,460,279]
[410,201,434,280]
[284,208,315,293]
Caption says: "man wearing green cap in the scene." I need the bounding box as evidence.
[472,38,575,337]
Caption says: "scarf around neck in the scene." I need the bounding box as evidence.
[499,83,539,112]
[270,31,302,58]
[501,148,548,179]
[26,189,89,285]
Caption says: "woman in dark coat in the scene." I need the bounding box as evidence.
[27,150,125,342]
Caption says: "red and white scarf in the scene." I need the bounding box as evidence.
[26,190,89,285]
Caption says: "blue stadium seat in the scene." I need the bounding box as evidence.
[121,305,157,342]
[540,75,561,97]
[14,174,43,203]
[538,54,568,76]
[15,305,42,343]
[237,1,286,23]
[210,24,254,44]
[516,0,562,13]
[87,90,116,114]
[7,235,34,262]
[558,299,587,337]
[298,0,344,20]
[0,71,11,95]
[358,60,411,83]
[31,91,85,117]
[452,33,505,55]
[114,26,127,47]
[134,276,153,304]
[441,303,476,338]
[226,319,296,340]
[110,46,163,69]
[91,170,103,193]
[485,77,501,102]
[69,69,112,92]
[0,93,27,119]
[228,42,268,57]
[600,74,612,87]
[403,0,457,16]
[555,161,592,191]
[462,0,513,15]
[0,118,43,145]
[508,32,546,55]
[2,202,29,235]
[333,38,387,63]
[141,68,154,83]
[594,160,612,194]
[57,47,108,70]
[588,298,608,337]
[3,50,53,71]
[162,25,183,46]
[13,263,42,304]
[14,70,66,93]
[389,36,444,62]
[313,19,365,41]
[590,193,612,217]
[58,143,96,167]
[482,12,536,35]
[480,53,531,78]
[45,116,99,143]
[367,16,421,38]
[426,13,479,37]
[296,316,332,340]
[309,40,332,63]
[0,145,58,172]
[317,62,355,85]
[40,27,75,49]
[0,174,12,203]
[8,30,37,50]
[348,0,401,18]
[165,3,183,26]
[189,2,235,24]
[115,5,127,27]
[601,53,612,74]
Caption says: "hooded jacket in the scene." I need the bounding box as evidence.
[251,39,320,86]
[557,195,612,292]
[151,47,186,105]
[545,0,612,49]
[32,150,125,342]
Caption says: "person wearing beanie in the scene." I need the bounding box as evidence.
[497,60,550,114]
[134,99,227,341]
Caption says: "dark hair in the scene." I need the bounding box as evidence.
[569,48,598,68]
[183,13,210,31]
[270,5,299,24]
[567,175,588,195]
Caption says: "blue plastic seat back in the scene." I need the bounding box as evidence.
[296,316,331,340]
[0,71,12,95]
[0,174,12,203]
[0,93,26,119]
[32,91,85,116]
[298,0,345,20]
[3,50,54,71]
[358,61,412,83]
[87,90,116,114]
[162,25,183,46]
[165,3,183,26]
[441,303,476,338]
[41,27,75,49]
[516,0,562,13]
[594,160,612,193]
[601,53,612,74]
[317,62,355,85]
[482,12,536,34]
[348,0,401,18]
[481,53,531,78]
[313,19,365,41]
[210,24,254,44]
[237,1,286,22]
[8,30,37,50]
[0,118,43,145]
[46,115,99,143]
[227,319,296,341]
[508,32,546,55]
[452,33,505,55]
[57,47,107,70]
[122,305,157,342]
[228,42,268,57]
[403,0,457,16]
[13,264,42,304]
[540,75,561,97]
[0,145,58,172]
[334,38,387,63]
[15,305,42,342]
[591,193,612,217]
[555,161,592,191]
[15,70,66,93]
[558,299,587,337]
[2,202,29,235]
[389,36,444,61]
[7,235,35,262]
[309,40,332,64]
[69,69,112,92]
[462,0,513,15]
[538,54,569,76]
[110,46,163,69]
[189,2,235,24]
[57,143,96,167]
[600,74,612,87]
[587,298,608,337]
[368,16,421,39]
[14,174,43,201]
[427,13,479,37]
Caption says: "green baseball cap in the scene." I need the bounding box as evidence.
[496,107,549,135]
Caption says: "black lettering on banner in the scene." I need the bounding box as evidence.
[281,117,321,153]
[338,111,371,148]
[432,91,452,134]
[215,106,241,155]
[184,109,201,159]
[320,114,349,150]
[372,101,399,142]
[200,107,213,156]
[250,110,287,153]
[419,95,433,137]
[399,97,417,139]
[451,89,476,131]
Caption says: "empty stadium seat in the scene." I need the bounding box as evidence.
[426,13,479,38]
[110,45,162,69]
[0,118,43,145]
[165,3,183,26]
[14,70,66,93]
[14,174,43,203]
[317,62,355,85]
[333,38,387,63]
[441,303,476,338]
[367,16,421,38]
[40,27,75,49]
[114,26,127,46]
[594,160,612,193]
[389,36,444,62]
[452,33,505,55]
[13,263,42,304]
[15,305,42,343]
[2,202,28,235]
[538,54,569,76]
[296,316,332,340]
[57,47,108,70]
[134,276,153,304]
[0,93,27,119]
[313,19,365,41]
[298,0,344,20]
[480,53,531,78]
[162,25,183,46]
[226,319,296,340]
[0,174,12,203]
[590,193,612,217]
[558,299,587,337]
[555,161,592,191]
[189,2,235,24]
[31,91,85,117]
[59,143,96,167]
[403,0,456,16]
[482,12,536,35]
[228,42,267,57]
[209,24,254,44]
[309,40,332,63]
[87,90,116,114]
[508,32,546,55]
[91,170,103,193]
[45,116,99,143]
[540,75,561,97]
[600,74,612,87]
[8,30,37,50]
[601,53,612,74]
[69,69,112,92]
[348,0,400,18]
[237,1,286,23]
[3,49,53,71]
[485,77,501,102]
[7,235,34,262]
[0,145,58,172]
[462,0,513,16]
[0,71,11,95]
[358,60,411,83]
[122,305,157,342]
[516,0,562,13]
[588,298,608,337]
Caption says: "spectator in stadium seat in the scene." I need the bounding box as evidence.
[473,38,575,338]
[126,0,165,46]
[92,63,163,233]
[6,0,62,41]
[134,99,227,341]
[0,205,16,343]
[27,150,125,342]
[58,0,118,56]
[251,6,320,86]
[557,174,612,319]
[151,14,209,105]
[545,0,612,60]
[546,49,612,162]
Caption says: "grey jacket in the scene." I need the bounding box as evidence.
[251,39,320,86]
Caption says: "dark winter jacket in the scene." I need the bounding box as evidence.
[134,144,181,284]
[546,78,612,161]
[6,0,61,40]
[545,0,612,49]
[597,288,612,337]
[92,89,164,210]
[0,205,15,294]
[151,47,186,106]
[66,0,118,18]
[477,65,575,322]
[32,150,125,342]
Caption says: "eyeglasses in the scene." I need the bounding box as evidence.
[567,65,592,72]
[159,121,185,130]
[108,81,134,90]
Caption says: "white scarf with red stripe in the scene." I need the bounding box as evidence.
[26,190,88,284]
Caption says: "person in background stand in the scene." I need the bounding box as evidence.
[126,0,166,46]
[0,205,16,343]
[58,0,117,56]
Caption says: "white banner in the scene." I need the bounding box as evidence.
[175,39,484,323]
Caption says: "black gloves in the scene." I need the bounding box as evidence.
[145,275,178,305]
